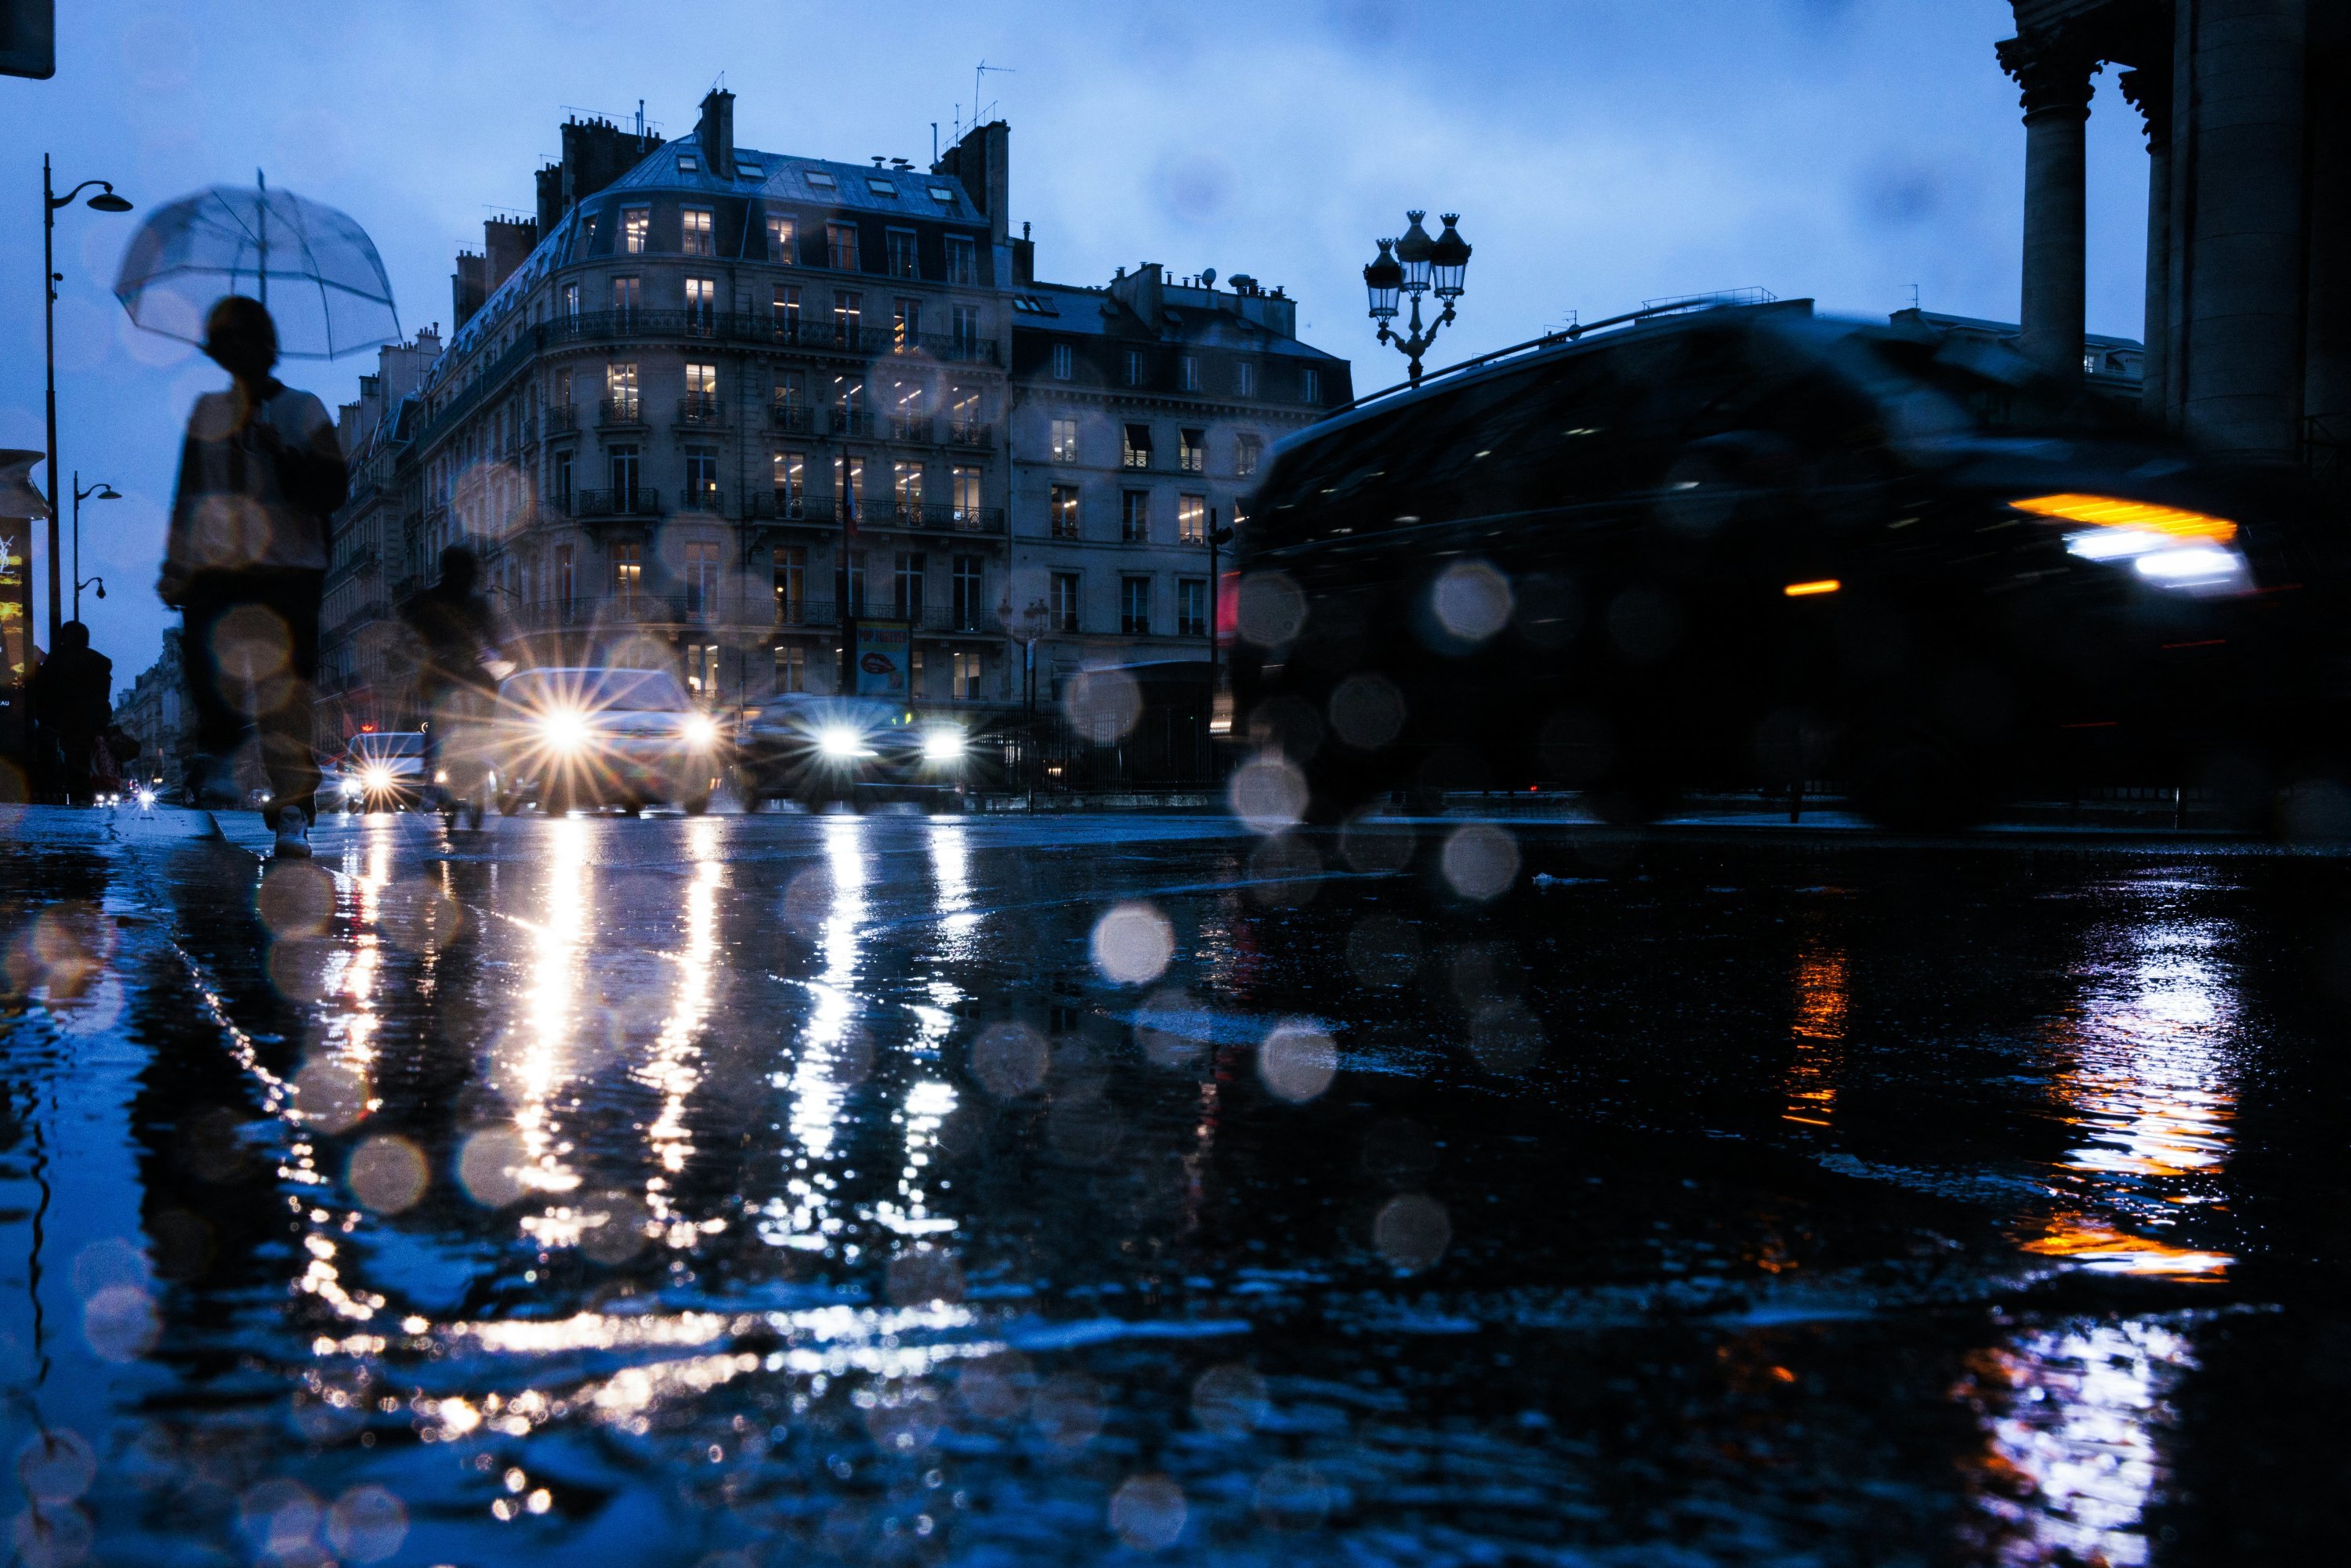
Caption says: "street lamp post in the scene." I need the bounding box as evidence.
[1362,210,1472,386]
[42,156,132,649]
[71,473,119,622]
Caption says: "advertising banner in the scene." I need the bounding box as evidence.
[853,621,911,697]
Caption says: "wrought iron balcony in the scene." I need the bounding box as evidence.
[678,485,725,514]
[770,404,814,433]
[676,394,723,427]
[889,415,930,442]
[571,487,661,518]
[947,421,992,448]
[831,410,876,438]
[599,398,645,427]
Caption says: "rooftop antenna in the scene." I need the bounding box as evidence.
[973,60,1014,125]
[636,100,644,139]
[1906,282,1922,310]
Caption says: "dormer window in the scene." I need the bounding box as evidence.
[868,178,897,197]
[737,162,763,179]
[929,186,957,204]
[678,154,700,173]
[803,169,836,190]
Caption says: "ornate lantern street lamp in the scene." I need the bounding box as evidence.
[1362,210,1470,385]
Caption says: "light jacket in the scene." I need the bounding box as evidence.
[166,381,347,574]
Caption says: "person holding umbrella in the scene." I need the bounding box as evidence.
[115,172,400,855]
[159,296,346,856]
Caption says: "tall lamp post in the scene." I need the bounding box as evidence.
[43,157,133,648]
[1362,210,1472,386]
[71,474,118,622]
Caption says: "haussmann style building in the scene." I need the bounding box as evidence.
[315,92,1349,747]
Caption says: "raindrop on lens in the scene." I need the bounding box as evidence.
[969,1021,1050,1099]
[1328,672,1406,751]
[1230,757,1308,834]
[292,1057,371,1135]
[457,1126,531,1207]
[580,1191,652,1265]
[1258,1022,1338,1103]
[348,1135,429,1214]
[1234,570,1307,647]
[256,860,335,940]
[1190,1363,1270,1436]
[1430,559,1513,644]
[1440,823,1520,901]
[326,1484,409,1562]
[1091,903,1176,985]
[1374,1193,1452,1272]
[1110,1474,1187,1552]
[82,1284,159,1362]
[14,1431,96,1505]
[1254,1461,1334,1530]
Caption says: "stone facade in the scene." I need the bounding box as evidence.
[1998,0,2349,473]
[110,627,187,784]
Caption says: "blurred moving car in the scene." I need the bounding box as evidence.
[491,667,726,815]
[338,731,429,812]
[1231,298,2351,831]
[735,694,973,811]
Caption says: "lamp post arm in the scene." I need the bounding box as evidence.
[48,179,118,212]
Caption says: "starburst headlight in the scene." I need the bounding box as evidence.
[818,725,870,759]
[2013,494,2249,595]
[922,728,967,762]
[364,765,393,790]
[539,708,590,751]
[682,712,719,748]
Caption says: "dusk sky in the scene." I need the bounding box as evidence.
[3,0,2163,679]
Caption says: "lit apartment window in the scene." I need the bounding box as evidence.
[766,213,796,262]
[684,362,719,425]
[1052,342,1073,380]
[612,540,643,610]
[682,208,714,256]
[1121,576,1151,636]
[773,451,804,515]
[1178,578,1207,637]
[1301,366,1321,404]
[1179,428,1204,473]
[1051,571,1081,632]
[1049,416,1078,463]
[949,387,982,441]
[893,551,926,620]
[774,643,806,692]
[945,234,977,286]
[612,275,641,318]
[1179,356,1198,392]
[684,445,720,510]
[893,296,921,351]
[893,461,925,517]
[1235,360,1257,397]
[827,221,860,272]
[773,283,802,340]
[886,228,920,280]
[621,206,650,254]
[1235,432,1263,476]
[1125,349,1146,386]
[951,465,982,527]
[1049,485,1081,540]
[831,375,867,434]
[1121,490,1149,543]
[773,370,806,422]
[561,281,580,324]
[951,554,984,632]
[685,276,715,332]
[605,361,639,422]
[951,650,981,700]
[1178,493,1206,543]
[685,642,719,697]
[1121,423,1153,469]
[684,540,720,615]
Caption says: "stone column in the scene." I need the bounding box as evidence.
[2302,4,2351,476]
[1999,38,2098,381]
[2121,64,2172,423]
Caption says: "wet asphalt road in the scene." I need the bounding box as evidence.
[4,801,2350,1566]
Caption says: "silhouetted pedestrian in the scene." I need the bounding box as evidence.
[27,619,111,802]
[159,295,347,858]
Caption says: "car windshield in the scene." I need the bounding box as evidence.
[348,733,423,759]
[1864,334,2139,434]
[503,668,690,712]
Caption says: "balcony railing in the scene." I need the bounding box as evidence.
[545,404,578,434]
[679,486,725,514]
[889,415,929,441]
[512,592,1005,636]
[770,404,814,433]
[740,495,1006,534]
[599,398,645,427]
[947,421,992,448]
[571,487,661,518]
[832,410,876,438]
[540,310,1001,365]
[677,394,723,427]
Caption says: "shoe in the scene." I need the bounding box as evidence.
[273,805,312,859]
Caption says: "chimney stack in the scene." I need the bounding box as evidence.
[697,89,735,180]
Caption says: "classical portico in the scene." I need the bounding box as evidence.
[1997,0,2349,473]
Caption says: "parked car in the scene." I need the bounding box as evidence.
[337,731,429,812]
[1231,299,2351,830]
[735,694,974,811]
[491,667,725,815]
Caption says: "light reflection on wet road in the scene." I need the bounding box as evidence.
[5,803,2349,1565]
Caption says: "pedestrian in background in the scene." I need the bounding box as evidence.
[158,296,346,858]
[398,543,513,815]
[27,619,111,802]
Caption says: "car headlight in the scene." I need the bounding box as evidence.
[922,728,966,762]
[683,712,719,748]
[364,765,393,790]
[540,708,590,751]
[2017,493,2251,595]
[818,725,869,759]
[136,789,155,809]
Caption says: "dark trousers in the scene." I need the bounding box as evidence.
[180,568,325,820]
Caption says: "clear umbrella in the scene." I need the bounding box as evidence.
[111,170,400,360]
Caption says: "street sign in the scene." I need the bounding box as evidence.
[0,0,55,80]
[853,621,910,697]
